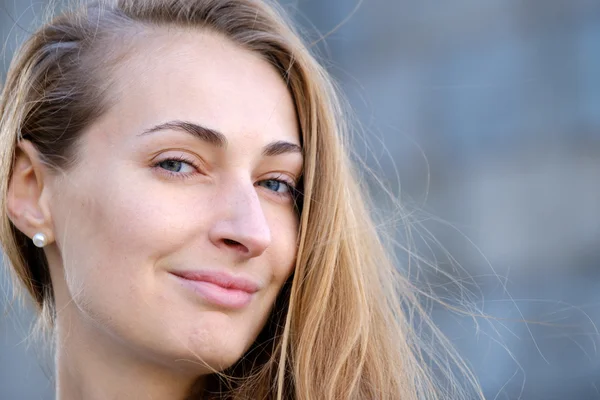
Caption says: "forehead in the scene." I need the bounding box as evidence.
[100,27,299,146]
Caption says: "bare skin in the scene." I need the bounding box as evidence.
[8,29,301,400]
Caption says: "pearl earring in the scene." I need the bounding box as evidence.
[32,232,48,248]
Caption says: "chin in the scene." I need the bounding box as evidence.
[158,312,256,373]
[172,342,248,374]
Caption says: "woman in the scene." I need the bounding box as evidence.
[0,0,481,398]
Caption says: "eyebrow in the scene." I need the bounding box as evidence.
[140,120,227,148]
[139,120,302,157]
[262,140,302,157]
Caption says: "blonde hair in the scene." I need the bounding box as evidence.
[0,0,482,398]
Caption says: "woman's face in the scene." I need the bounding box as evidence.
[44,30,301,372]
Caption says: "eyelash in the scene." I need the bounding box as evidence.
[151,156,299,200]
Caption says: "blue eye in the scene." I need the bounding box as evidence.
[258,179,291,193]
[157,159,195,174]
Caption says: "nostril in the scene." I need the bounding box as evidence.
[223,238,244,249]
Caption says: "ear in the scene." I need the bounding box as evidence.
[7,140,55,245]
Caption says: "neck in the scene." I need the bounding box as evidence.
[51,297,204,400]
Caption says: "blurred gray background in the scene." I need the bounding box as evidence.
[2,0,600,399]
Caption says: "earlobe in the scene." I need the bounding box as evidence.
[6,140,55,246]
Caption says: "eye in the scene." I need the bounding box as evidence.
[151,155,200,180]
[258,179,291,194]
[157,159,195,174]
[257,178,295,197]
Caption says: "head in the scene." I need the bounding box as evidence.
[0,1,479,399]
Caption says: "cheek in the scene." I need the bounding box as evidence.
[51,175,209,308]
[267,212,299,283]
[60,176,209,258]
[49,177,221,351]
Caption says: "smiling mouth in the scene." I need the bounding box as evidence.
[169,270,259,309]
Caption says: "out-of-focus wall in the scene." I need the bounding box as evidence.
[2,1,600,399]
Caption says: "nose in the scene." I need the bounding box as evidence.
[208,179,271,259]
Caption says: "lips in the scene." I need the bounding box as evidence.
[170,270,260,309]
